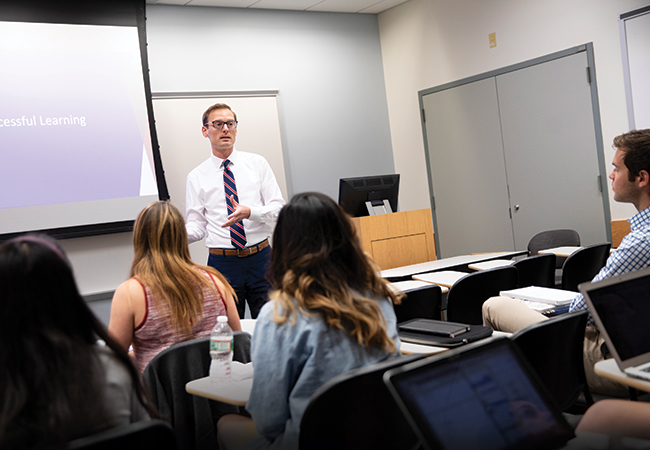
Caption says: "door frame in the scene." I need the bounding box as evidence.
[418,43,611,257]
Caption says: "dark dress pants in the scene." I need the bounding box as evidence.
[207,245,271,319]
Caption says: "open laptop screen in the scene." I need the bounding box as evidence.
[385,339,572,450]
[582,273,650,362]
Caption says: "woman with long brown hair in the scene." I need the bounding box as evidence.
[0,235,158,449]
[218,192,402,450]
[109,201,241,372]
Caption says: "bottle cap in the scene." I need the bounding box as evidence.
[217,315,228,323]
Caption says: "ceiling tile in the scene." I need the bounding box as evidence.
[186,0,260,6]
[359,0,410,14]
[307,0,379,13]
[148,0,410,13]
[246,0,323,11]
[153,0,191,5]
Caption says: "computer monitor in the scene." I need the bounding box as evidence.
[338,174,400,217]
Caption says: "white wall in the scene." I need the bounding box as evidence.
[65,5,394,295]
[378,0,649,221]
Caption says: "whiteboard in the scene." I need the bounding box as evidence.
[620,6,650,130]
[151,93,289,264]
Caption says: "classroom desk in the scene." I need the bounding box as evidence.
[389,279,449,294]
[380,251,527,281]
[186,374,252,406]
[185,330,513,406]
[539,246,582,257]
[594,359,650,394]
[412,270,467,288]
[468,259,515,271]
[185,342,450,406]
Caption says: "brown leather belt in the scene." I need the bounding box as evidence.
[209,239,269,258]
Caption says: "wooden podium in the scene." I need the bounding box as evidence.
[351,209,436,271]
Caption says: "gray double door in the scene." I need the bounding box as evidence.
[421,45,611,258]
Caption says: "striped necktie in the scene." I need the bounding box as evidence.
[223,159,247,249]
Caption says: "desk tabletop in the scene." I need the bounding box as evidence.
[538,246,582,257]
[186,332,512,406]
[412,270,467,288]
[389,280,449,294]
[380,251,526,279]
[594,359,650,393]
[186,376,252,406]
[468,259,515,271]
[186,341,451,405]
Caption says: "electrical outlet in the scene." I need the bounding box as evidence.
[489,32,497,48]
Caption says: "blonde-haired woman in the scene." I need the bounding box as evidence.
[109,201,241,372]
[218,192,402,450]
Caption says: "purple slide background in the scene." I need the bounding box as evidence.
[0,44,146,209]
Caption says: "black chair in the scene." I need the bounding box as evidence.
[528,229,580,269]
[446,266,518,325]
[391,281,443,323]
[142,332,251,450]
[299,354,425,450]
[64,420,177,450]
[512,310,593,412]
[561,243,611,292]
[513,253,556,288]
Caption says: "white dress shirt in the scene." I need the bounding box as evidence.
[185,149,285,248]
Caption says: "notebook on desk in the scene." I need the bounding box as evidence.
[580,266,650,382]
[383,338,574,450]
[500,286,576,317]
[500,286,576,306]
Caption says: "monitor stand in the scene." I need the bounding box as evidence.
[365,199,393,216]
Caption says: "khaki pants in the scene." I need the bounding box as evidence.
[482,296,629,397]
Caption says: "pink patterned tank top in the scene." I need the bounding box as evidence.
[132,269,227,372]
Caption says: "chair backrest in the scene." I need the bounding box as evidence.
[64,419,177,450]
[511,310,592,412]
[393,284,442,323]
[528,229,581,268]
[513,253,556,288]
[446,266,518,325]
[561,242,611,292]
[299,353,425,450]
[142,332,251,450]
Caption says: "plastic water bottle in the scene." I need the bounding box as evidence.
[209,316,233,382]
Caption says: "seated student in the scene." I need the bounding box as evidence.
[217,192,403,450]
[0,235,158,449]
[109,201,241,373]
[577,399,650,440]
[483,129,650,395]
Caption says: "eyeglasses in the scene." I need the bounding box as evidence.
[204,120,238,130]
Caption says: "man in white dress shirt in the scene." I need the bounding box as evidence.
[185,103,285,318]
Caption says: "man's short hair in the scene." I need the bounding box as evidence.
[614,129,650,181]
[202,103,237,126]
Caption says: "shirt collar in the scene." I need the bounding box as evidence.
[629,205,650,231]
[211,149,238,169]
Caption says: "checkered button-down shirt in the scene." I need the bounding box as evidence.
[570,206,650,325]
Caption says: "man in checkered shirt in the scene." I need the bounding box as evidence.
[483,129,650,396]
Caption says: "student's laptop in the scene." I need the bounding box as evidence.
[579,265,650,381]
[383,338,575,450]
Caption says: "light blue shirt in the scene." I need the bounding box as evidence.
[244,295,400,450]
[570,206,650,325]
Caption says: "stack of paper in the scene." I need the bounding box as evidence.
[500,286,577,305]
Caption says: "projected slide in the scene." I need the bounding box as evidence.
[0,20,160,236]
